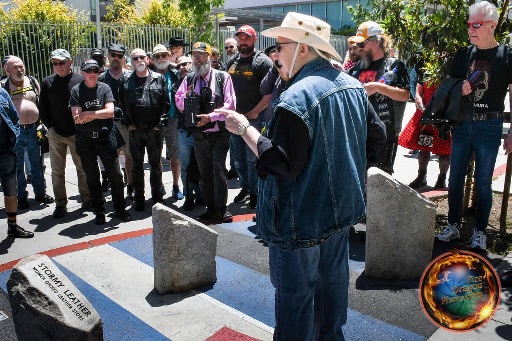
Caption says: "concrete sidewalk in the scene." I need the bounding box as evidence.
[0,101,511,340]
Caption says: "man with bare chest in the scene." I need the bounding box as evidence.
[3,56,54,209]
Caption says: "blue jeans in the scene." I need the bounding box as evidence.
[178,129,201,199]
[230,115,263,195]
[269,229,349,341]
[448,118,502,231]
[16,125,45,198]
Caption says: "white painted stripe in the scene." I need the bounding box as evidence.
[54,245,273,341]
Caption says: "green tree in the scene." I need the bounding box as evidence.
[140,0,192,27]
[348,0,511,82]
[178,0,224,43]
[0,0,90,80]
[104,0,140,24]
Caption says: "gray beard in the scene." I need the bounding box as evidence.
[359,54,372,70]
[193,63,211,77]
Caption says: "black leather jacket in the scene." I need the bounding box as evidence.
[118,69,170,128]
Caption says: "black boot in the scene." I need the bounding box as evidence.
[101,171,111,192]
[126,184,134,201]
[434,173,447,189]
[409,170,427,188]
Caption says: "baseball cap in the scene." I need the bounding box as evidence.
[50,49,71,61]
[90,48,103,58]
[108,43,127,54]
[351,21,384,43]
[152,44,168,55]
[191,42,212,55]
[235,25,256,37]
[81,59,100,71]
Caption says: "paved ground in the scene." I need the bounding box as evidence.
[0,101,512,340]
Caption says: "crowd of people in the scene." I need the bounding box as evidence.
[1,1,512,338]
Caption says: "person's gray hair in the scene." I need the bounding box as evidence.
[469,1,499,22]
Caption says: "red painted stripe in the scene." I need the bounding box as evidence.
[206,326,262,341]
[493,163,508,178]
[0,229,154,272]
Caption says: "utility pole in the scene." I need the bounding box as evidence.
[95,0,102,48]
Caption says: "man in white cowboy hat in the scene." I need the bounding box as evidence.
[216,12,368,340]
[347,21,410,175]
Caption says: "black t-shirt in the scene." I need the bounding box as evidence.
[226,51,272,114]
[449,45,512,113]
[348,57,409,140]
[131,75,155,127]
[69,81,114,133]
[98,69,130,104]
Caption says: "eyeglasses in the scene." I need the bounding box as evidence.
[153,53,169,59]
[356,39,370,49]
[211,59,219,63]
[276,41,298,53]
[83,69,99,74]
[110,52,124,59]
[178,62,190,68]
[51,61,67,66]
[467,21,492,29]
[224,46,235,50]
[131,55,145,61]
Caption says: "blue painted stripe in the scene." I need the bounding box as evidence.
[0,270,11,292]
[53,262,170,341]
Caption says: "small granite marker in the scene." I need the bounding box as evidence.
[7,254,103,341]
[152,204,218,294]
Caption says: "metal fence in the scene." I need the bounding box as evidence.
[0,20,348,82]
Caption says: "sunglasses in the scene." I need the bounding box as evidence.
[110,52,124,59]
[51,61,67,66]
[276,41,298,53]
[178,62,190,68]
[83,69,99,74]
[224,46,235,50]
[467,21,492,29]
[131,55,145,61]
[211,59,219,63]
[356,40,370,49]
[153,53,169,59]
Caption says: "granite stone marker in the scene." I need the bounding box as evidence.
[366,167,436,280]
[7,254,102,340]
[152,204,218,294]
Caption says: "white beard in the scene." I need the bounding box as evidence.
[193,63,211,78]
[135,64,146,72]
[156,60,170,70]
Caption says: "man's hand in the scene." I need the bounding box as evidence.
[128,125,136,131]
[503,133,512,154]
[196,114,211,127]
[215,108,249,134]
[245,110,258,120]
[462,80,472,96]
[363,82,381,96]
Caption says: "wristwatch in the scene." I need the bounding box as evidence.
[238,123,250,136]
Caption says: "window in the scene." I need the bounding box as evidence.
[327,1,342,30]
[311,3,326,20]
[298,3,311,15]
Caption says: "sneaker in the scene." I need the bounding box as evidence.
[133,201,145,212]
[7,224,34,238]
[221,211,233,223]
[233,189,249,203]
[197,210,219,221]
[248,194,257,209]
[469,228,487,251]
[35,194,54,204]
[53,206,67,218]
[115,210,132,222]
[183,198,195,211]
[173,186,184,200]
[81,201,93,211]
[436,223,460,242]
[17,198,29,209]
[95,212,106,225]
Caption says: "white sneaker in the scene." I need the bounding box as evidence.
[436,223,460,242]
[470,228,487,251]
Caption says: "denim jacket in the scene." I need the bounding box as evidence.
[0,88,19,152]
[257,58,368,250]
[119,69,170,128]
